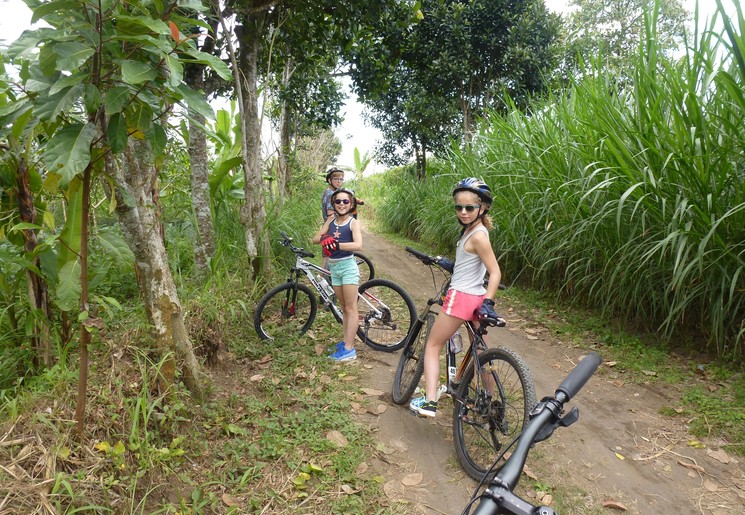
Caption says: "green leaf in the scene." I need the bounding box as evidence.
[31,0,81,25]
[165,54,183,87]
[35,83,84,121]
[176,0,209,13]
[84,83,102,114]
[147,123,167,157]
[176,84,214,120]
[10,222,43,232]
[182,48,231,81]
[57,259,81,312]
[58,176,83,263]
[44,123,97,186]
[120,60,157,85]
[113,15,170,36]
[125,103,153,133]
[48,72,86,96]
[93,230,134,264]
[112,441,126,456]
[54,41,95,71]
[103,86,132,114]
[209,156,242,194]
[107,113,128,154]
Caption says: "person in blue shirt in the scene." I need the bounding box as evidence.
[321,168,345,221]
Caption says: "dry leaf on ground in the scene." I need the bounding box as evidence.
[222,493,241,507]
[401,473,422,486]
[602,500,627,510]
[361,388,384,396]
[704,480,718,492]
[326,430,348,447]
[706,448,731,464]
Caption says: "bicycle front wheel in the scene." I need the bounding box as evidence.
[353,252,375,283]
[253,282,318,340]
[357,278,416,352]
[391,312,434,404]
[452,347,537,481]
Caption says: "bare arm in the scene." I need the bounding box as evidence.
[312,218,334,244]
[471,231,501,299]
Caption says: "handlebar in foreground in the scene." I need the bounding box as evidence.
[468,352,602,515]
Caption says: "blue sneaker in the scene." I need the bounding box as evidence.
[328,341,345,354]
[329,346,356,362]
[409,395,437,417]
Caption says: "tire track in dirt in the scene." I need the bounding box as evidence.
[354,226,744,514]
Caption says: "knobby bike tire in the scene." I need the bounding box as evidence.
[353,252,375,283]
[452,347,537,481]
[253,282,318,340]
[356,278,416,352]
[391,312,435,405]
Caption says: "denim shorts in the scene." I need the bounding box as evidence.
[328,257,360,286]
[442,289,484,321]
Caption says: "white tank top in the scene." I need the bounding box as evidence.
[449,225,488,295]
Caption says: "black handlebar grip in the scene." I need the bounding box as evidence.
[405,246,431,261]
[555,352,602,402]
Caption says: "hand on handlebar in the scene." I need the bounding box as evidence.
[479,299,506,327]
[436,257,454,273]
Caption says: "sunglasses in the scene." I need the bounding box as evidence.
[454,204,481,213]
[334,199,351,205]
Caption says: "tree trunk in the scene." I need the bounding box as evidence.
[184,19,218,275]
[237,16,269,280]
[277,58,294,199]
[187,108,215,273]
[16,156,52,368]
[111,139,206,398]
[414,139,427,180]
[75,166,92,439]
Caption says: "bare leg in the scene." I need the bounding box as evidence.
[423,312,464,401]
[336,283,359,350]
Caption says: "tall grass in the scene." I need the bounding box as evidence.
[369,3,745,359]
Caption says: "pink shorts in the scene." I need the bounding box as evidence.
[442,289,485,321]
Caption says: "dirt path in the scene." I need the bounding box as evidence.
[352,227,744,514]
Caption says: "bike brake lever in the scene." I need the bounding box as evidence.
[534,406,580,443]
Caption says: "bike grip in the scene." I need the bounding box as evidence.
[405,246,430,261]
[555,351,602,401]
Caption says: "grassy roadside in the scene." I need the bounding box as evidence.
[0,279,407,514]
[503,287,745,457]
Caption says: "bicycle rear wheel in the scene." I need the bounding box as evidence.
[253,282,318,340]
[391,312,434,404]
[353,252,375,283]
[357,278,416,352]
[452,347,536,481]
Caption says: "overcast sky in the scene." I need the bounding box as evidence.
[0,0,738,173]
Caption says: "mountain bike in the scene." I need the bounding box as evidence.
[391,247,537,481]
[253,232,416,352]
[463,352,602,515]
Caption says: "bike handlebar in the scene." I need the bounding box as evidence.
[405,246,442,267]
[556,351,602,402]
[280,231,315,259]
[468,352,602,515]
